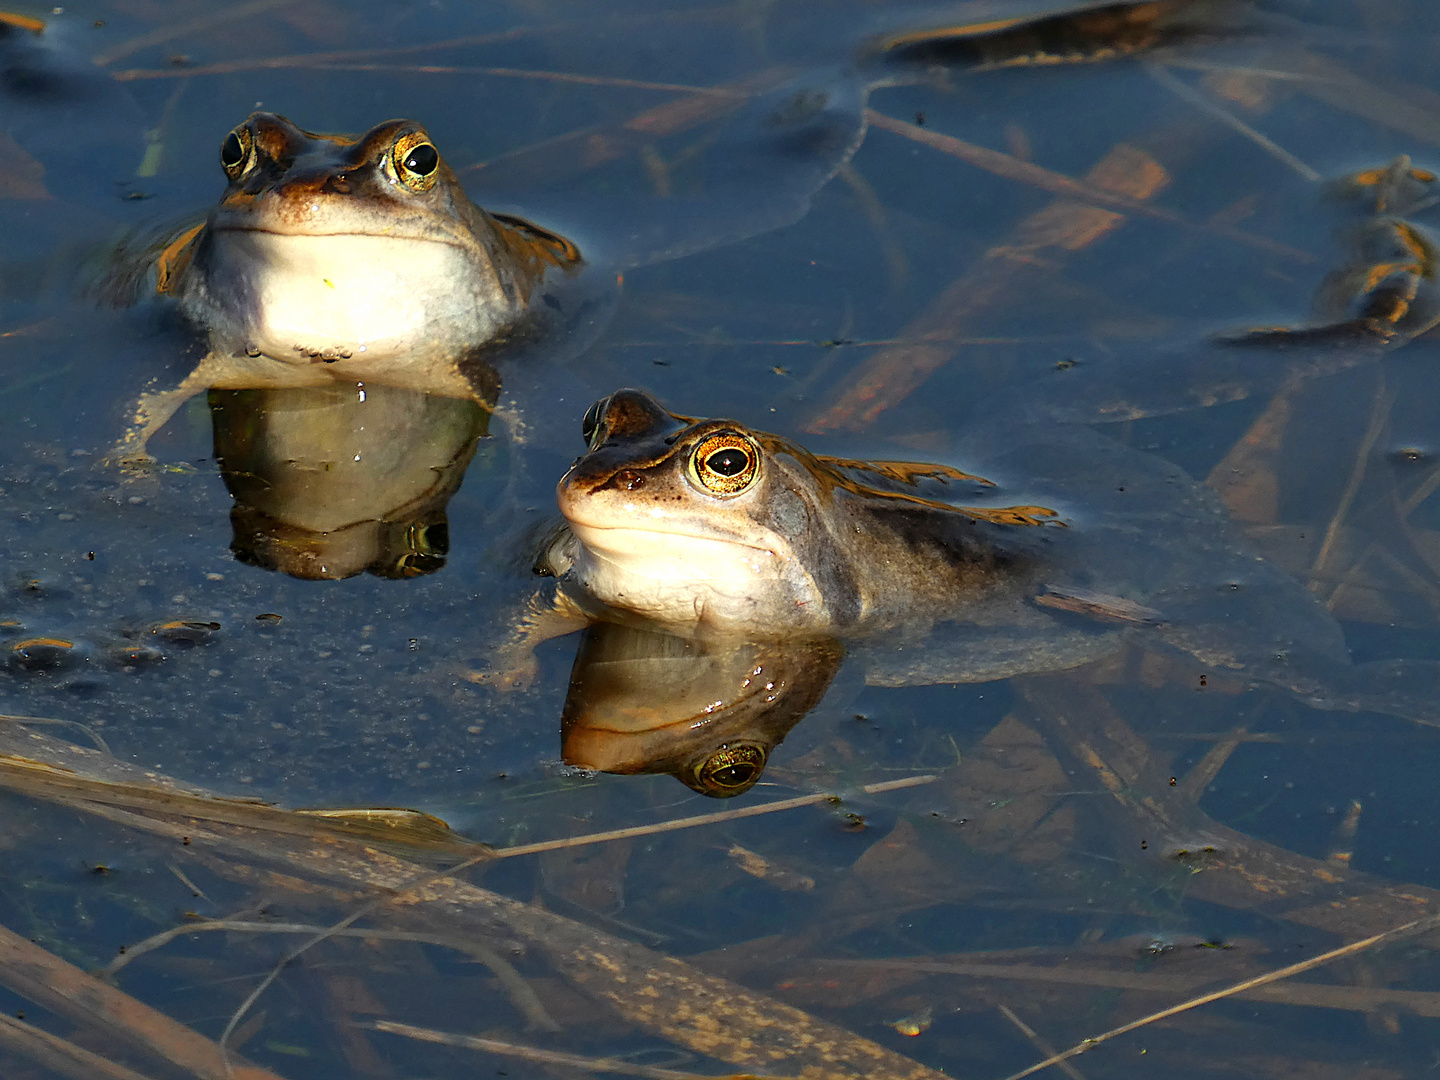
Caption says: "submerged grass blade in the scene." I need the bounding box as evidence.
[0,920,286,1080]
[997,913,1440,1080]
[366,1019,769,1079]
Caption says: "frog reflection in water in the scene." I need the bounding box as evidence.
[209,381,491,580]
[505,390,1440,730]
[119,112,580,460]
[561,623,843,797]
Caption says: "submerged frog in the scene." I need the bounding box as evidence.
[1230,157,1440,349]
[1024,157,1440,430]
[117,113,581,460]
[547,389,1060,638]
[498,389,1440,728]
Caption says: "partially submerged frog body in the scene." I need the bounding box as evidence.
[1225,157,1440,350]
[547,389,1063,640]
[501,390,1440,728]
[493,390,1122,685]
[118,112,581,461]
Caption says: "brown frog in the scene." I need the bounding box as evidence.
[492,390,1440,734]
[548,389,1059,638]
[119,112,579,461]
[490,389,1128,689]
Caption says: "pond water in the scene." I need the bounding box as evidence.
[4,1,1440,1078]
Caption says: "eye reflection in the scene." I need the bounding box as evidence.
[693,743,767,796]
[581,396,611,450]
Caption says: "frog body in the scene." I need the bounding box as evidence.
[165,113,577,370]
[548,390,1062,639]
[116,113,581,461]
[506,389,1440,731]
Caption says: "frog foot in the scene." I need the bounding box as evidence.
[109,432,157,473]
[461,648,540,692]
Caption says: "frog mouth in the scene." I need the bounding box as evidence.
[215,222,468,244]
[564,519,777,559]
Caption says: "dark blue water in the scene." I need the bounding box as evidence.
[4,1,1440,1077]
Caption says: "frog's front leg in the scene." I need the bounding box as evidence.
[111,351,232,469]
[466,585,593,691]
[114,347,318,468]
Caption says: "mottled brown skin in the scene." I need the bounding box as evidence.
[550,389,1062,639]
[119,112,578,463]
[165,112,577,367]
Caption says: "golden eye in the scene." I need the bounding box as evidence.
[689,432,759,496]
[392,131,440,192]
[693,744,767,797]
[220,125,253,180]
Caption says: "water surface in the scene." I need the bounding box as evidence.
[4,1,1440,1077]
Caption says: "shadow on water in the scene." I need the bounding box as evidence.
[6,0,1440,1077]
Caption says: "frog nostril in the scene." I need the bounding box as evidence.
[617,469,645,491]
[324,173,351,195]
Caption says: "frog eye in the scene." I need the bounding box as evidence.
[689,432,759,496]
[581,396,611,450]
[220,125,254,180]
[392,131,440,193]
[692,743,767,797]
[385,521,449,578]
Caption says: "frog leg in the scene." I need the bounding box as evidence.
[815,455,996,488]
[114,349,313,467]
[466,586,592,691]
[113,348,495,469]
[111,350,234,469]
